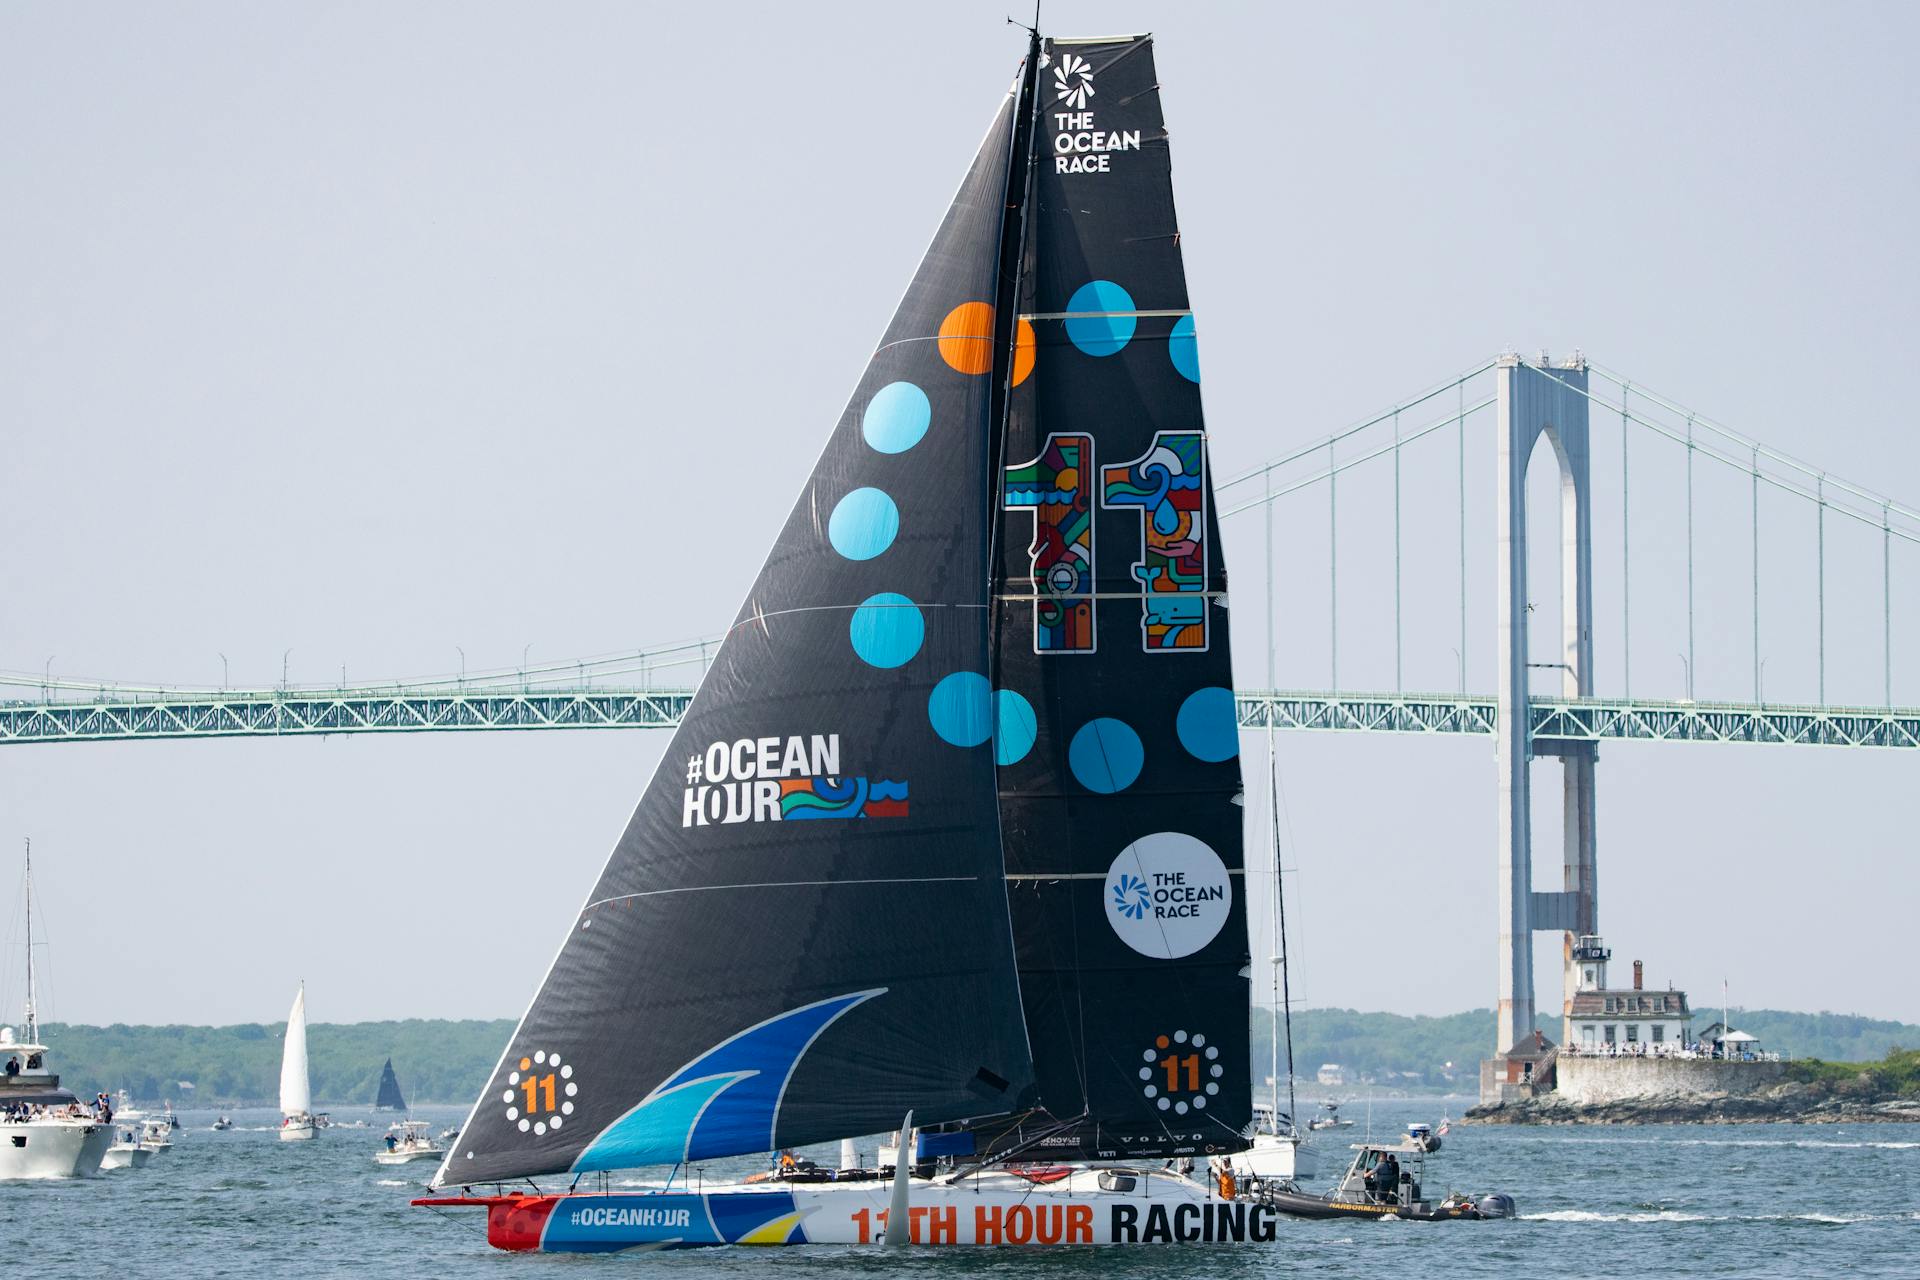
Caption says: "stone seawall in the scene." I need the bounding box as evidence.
[1555,1057,1785,1104]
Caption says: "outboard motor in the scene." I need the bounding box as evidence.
[1475,1193,1517,1219]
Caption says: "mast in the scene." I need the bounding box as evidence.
[1266,743,1297,1134]
[21,839,35,1044]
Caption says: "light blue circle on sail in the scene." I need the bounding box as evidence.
[1170,314,1200,383]
[1065,280,1137,357]
[849,592,924,669]
[862,381,932,454]
[994,689,1037,766]
[1176,686,1239,762]
[928,671,992,747]
[828,487,899,561]
[1069,717,1144,793]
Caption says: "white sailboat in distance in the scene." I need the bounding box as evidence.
[279,983,317,1141]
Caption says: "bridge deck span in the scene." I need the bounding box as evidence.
[1,688,1914,749]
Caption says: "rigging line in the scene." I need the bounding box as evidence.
[1588,363,1920,521]
[1268,737,1298,1135]
[1535,367,1920,537]
[992,590,1225,603]
[1005,870,1246,881]
[1459,379,1468,693]
[1219,401,1493,517]
[1217,360,1499,490]
[583,877,978,911]
[1019,308,1192,320]
[1536,371,1920,544]
[1623,384,1632,699]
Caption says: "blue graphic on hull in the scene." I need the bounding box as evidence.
[573,990,881,1171]
[538,1192,806,1252]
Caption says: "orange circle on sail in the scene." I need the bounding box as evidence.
[938,301,995,375]
[1012,317,1036,387]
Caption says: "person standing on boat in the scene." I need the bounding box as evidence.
[1376,1153,1400,1205]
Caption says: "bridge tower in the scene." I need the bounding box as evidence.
[1491,354,1598,1082]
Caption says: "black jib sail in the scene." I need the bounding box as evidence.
[375,1059,407,1112]
[436,65,1047,1187]
[982,33,1252,1162]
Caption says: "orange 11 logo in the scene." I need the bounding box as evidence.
[501,1049,578,1138]
[1137,1029,1222,1117]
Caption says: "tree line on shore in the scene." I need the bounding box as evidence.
[41,1006,1918,1104]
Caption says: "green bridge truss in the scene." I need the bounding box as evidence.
[1,687,1915,749]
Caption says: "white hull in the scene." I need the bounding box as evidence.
[374,1146,443,1165]
[440,1167,1286,1251]
[1228,1133,1315,1184]
[100,1143,153,1171]
[0,1120,113,1179]
[279,1119,317,1142]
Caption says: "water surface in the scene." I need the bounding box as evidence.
[11,1099,1914,1277]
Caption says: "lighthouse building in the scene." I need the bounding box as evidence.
[1563,936,1692,1053]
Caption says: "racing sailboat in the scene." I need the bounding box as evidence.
[421,29,1267,1251]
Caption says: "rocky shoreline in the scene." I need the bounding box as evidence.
[1465,1082,1920,1126]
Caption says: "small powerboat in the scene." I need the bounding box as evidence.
[211,1116,234,1131]
[137,1116,173,1154]
[100,1127,154,1171]
[374,1119,445,1165]
[1306,1102,1353,1131]
[1252,1125,1515,1222]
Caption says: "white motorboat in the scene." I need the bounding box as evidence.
[374,1119,445,1165]
[0,843,113,1179]
[137,1116,173,1153]
[1307,1102,1354,1131]
[279,982,318,1141]
[100,1126,154,1171]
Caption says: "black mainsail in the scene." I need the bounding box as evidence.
[438,63,1046,1187]
[983,33,1251,1162]
[375,1058,407,1112]
[439,31,1248,1188]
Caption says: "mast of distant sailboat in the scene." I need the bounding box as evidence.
[22,839,37,1046]
[1263,478,1298,1137]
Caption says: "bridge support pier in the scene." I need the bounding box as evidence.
[1489,354,1597,1095]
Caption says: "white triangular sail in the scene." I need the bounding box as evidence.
[280,983,311,1116]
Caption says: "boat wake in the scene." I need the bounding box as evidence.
[1531,1209,1907,1224]
[1557,1136,1919,1150]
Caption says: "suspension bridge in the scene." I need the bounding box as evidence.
[7,353,1915,1079]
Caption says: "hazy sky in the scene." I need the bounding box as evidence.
[2,2,1914,1033]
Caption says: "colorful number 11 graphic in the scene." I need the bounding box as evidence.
[1003,430,1209,654]
[1003,434,1096,652]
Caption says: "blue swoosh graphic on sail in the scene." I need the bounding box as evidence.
[572,990,882,1171]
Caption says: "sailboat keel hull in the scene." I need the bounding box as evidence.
[418,1182,1283,1252]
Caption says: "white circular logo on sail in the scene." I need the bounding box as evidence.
[1104,832,1230,959]
[502,1049,578,1138]
[1054,52,1094,109]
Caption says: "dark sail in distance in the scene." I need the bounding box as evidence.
[375,1058,407,1112]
